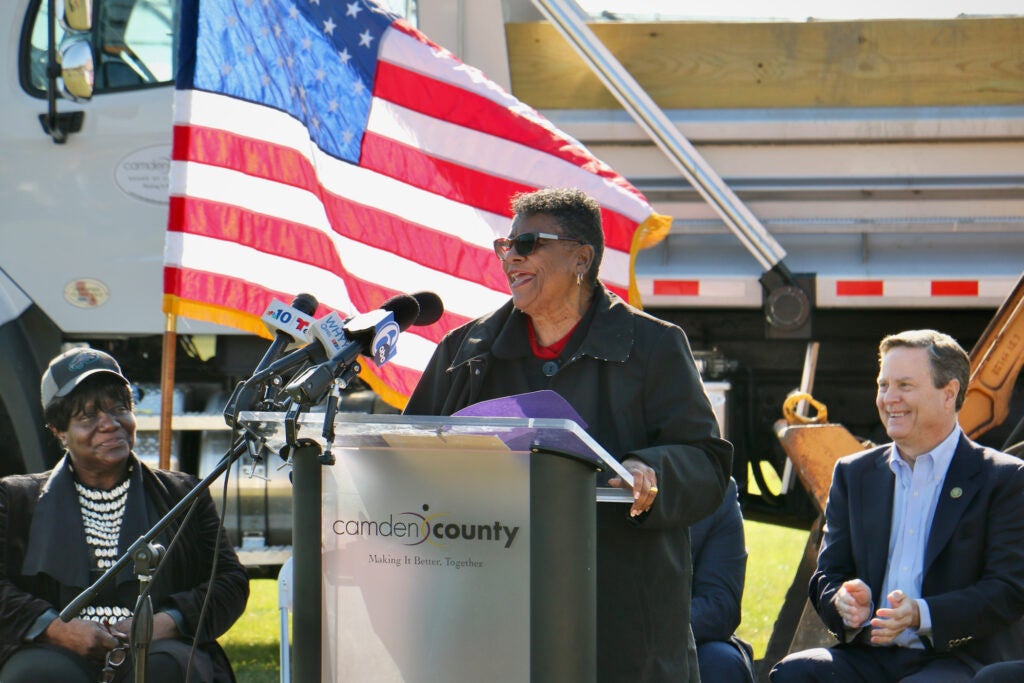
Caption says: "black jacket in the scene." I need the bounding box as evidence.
[0,455,250,680]
[406,285,732,682]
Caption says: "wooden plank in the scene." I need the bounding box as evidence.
[774,423,866,514]
[507,17,1024,109]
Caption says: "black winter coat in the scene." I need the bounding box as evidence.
[0,455,250,680]
[405,285,732,683]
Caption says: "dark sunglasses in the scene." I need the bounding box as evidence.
[493,232,582,260]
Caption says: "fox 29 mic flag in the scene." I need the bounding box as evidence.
[163,0,671,408]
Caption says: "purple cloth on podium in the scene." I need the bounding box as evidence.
[453,390,588,428]
[453,391,607,471]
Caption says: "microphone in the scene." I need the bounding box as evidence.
[284,294,421,404]
[253,293,318,374]
[224,293,318,424]
[310,311,350,356]
[409,291,444,326]
[244,293,431,388]
[245,311,349,385]
[374,293,422,331]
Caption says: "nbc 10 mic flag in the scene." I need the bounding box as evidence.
[163,0,671,408]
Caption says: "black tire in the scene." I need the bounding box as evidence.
[0,303,62,474]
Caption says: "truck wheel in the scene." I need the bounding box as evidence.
[0,303,62,474]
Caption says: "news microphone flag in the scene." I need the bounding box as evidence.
[260,299,316,344]
[163,0,671,407]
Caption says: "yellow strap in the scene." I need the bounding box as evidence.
[782,392,828,425]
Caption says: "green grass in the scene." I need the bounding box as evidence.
[736,519,808,661]
[738,461,812,662]
[221,518,809,679]
[222,578,285,683]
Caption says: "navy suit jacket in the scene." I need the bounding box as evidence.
[809,433,1024,667]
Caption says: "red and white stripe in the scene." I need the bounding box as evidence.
[818,276,1014,308]
[638,276,1014,309]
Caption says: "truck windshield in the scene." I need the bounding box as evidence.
[24,0,177,96]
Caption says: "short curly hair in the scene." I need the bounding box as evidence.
[510,188,604,286]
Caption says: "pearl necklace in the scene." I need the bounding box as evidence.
[73,470,135,625]
[75,472,131,571]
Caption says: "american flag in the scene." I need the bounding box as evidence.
[164,0,671,407]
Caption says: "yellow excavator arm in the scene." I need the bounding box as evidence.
[960,271,1024,441]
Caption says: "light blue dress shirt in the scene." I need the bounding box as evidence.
[878,425,961,648]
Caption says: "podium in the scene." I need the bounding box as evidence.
[240,411,632,683]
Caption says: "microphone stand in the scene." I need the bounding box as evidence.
[280,403,325,683]
[129,542,164,683]
[280,356,358,682]
[318,362,360,466]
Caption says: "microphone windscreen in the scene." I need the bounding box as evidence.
[291,292,319,316]
[410,291,444,326]
[380,294,421,331]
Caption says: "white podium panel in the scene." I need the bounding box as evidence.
[241,411,611,682]
[322,444,530,682]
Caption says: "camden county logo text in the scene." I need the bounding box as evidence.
[331,503,520,549]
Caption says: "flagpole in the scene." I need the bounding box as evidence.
[159,312,177,470]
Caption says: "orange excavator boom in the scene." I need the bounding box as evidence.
[960,271,1024,441]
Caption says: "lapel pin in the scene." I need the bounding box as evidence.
[950,487,963,499]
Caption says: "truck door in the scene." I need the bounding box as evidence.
[3,0,178,338]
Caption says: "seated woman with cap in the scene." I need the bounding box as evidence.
[0,347,249,683]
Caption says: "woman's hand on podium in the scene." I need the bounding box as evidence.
[608,456,659,518]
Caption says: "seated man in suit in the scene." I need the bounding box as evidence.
[690,477,755,683]
[771,329,1024,682]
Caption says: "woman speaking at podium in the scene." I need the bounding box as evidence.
[406,187,732,683]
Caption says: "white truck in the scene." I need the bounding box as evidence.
[3,0,1022,542]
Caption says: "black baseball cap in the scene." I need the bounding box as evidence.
[40,347,130,411]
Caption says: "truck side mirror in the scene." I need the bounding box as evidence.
[42,0,93,141]
[63,0,92,32]
[59,36,94,102]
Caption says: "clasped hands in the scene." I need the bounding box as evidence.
[834,578,921,645]
[40,612,181,662]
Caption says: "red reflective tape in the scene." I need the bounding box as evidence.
[653,280,700,296]
[836,281,883,296]
[932,281,978,297]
